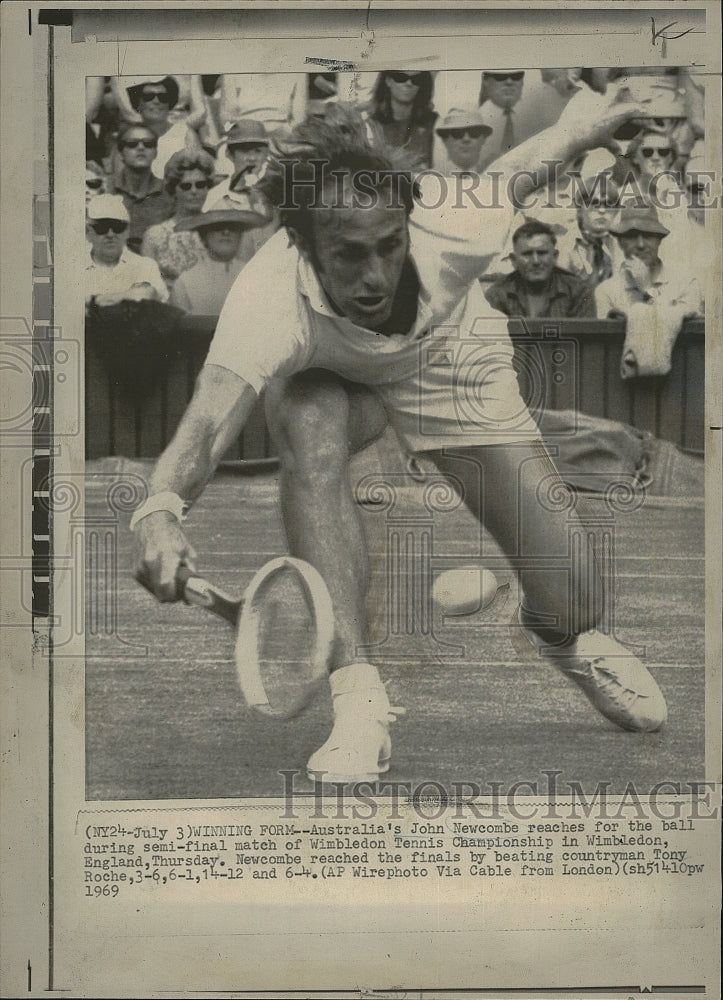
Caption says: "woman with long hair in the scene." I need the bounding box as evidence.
[367,70,438,167]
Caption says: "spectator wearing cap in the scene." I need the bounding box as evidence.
[595,206,703,377]
[435,109,492,177]
[85,195,168,308]
[205,120,270,205]
[484,219,595,319]
[204,120,278,256]
[367,70,438,168]
[169,205,268,315]
[106,124,175,253]
[110,76,205,180]
[140,149,218,291]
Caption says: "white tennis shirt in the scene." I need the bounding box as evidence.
[205,177,516,393]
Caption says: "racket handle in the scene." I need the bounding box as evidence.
[175,564,242,626]
[175,563,195,601]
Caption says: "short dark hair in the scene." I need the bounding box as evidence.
[512,219,557,247]
[257,104,418,250]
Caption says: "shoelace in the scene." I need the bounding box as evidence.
[586,660,643,702]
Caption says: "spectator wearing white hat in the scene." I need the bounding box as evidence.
[85,195,168,308]
[435,109,492,177]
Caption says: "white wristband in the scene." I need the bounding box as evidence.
[130,491,188,531]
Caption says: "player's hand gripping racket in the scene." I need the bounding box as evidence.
[174,557,334,719]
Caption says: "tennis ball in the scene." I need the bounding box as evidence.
[433,567,499,616]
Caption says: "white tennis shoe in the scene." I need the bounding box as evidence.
[510,607,668,732]
[307,662,404,783]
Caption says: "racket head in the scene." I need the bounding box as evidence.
[235,557,334,719]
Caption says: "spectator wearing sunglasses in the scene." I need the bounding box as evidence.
[367,70,438,168]
[477,70,529,164]
[106,125,175,253]
[85,161,107,206]
[627,130,681,183]
[435,108,492,176]
[140,150,217,292]
[85,195,168,308]
[619,130,688,232]
[111,76,205,180]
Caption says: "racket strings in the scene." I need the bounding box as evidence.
[235,559,334,718]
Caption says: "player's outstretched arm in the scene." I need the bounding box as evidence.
[490,83,650,203]
[133,364,258,601]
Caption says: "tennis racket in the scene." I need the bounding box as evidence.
[173,558,334,719]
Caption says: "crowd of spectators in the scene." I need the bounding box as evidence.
[85,67,706,378]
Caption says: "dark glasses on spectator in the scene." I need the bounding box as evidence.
[445,127,487,140]
[90,220,128,235]
[141,90,170,104]
[485,72,524,82]
[641,146,673,158]
[178,180,210,191]
[122,139,157,149]
[86,178,104,189]
[388,71,423,84]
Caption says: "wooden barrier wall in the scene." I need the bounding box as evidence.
[85,315,705,459]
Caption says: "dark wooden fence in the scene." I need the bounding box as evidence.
[85,315,704,459]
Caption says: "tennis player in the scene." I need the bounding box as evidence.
[133,87,668,783]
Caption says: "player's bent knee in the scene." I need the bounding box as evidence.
[266,373,350,472]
